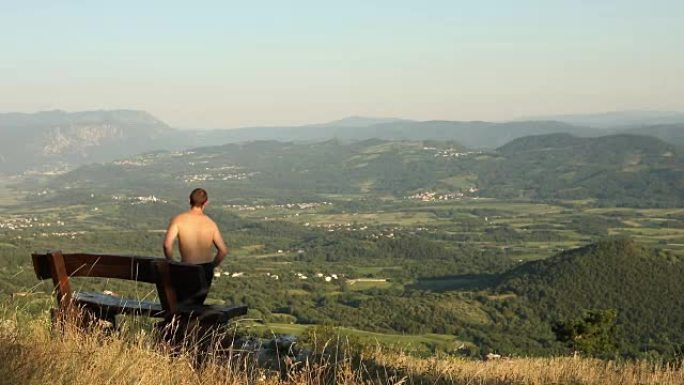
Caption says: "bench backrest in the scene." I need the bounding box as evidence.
[32,251,159,305]
[32,250,209,317]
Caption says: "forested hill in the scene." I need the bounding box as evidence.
[498,132,675,155]
[477,134,684,206]
[497,239,684,355]
[27,133,684,207]
[622,123,684,146]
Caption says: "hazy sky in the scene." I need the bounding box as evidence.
[1,1,683,128]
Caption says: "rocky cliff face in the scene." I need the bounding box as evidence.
[42,125,125,156]
[0,110,178,173]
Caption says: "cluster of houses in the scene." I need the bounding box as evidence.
[22,165,70,176]
[368,231,396,239]
[212,270,248,279]
[169,151,196,157]
[304,222,402,240]
[110,194,167,204]
[423,146,482,158]
[180,171,258,183]
[0,216,64,231]
[227,204,267,211]
[407,188,479,202]
[112,159,150,167]
[227,201,332,212]
[38,230,85,239]
[307,222,370,233]
[33,189,52,196]
[113,150,184,167]
[211,269,344,283]
[276,202,331,210]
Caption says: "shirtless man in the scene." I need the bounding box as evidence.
[163,188,228,305]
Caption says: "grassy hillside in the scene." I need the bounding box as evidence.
[2,311,684,385]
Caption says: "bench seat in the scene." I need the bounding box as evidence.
[74,291,164,317]
[74,292,248,322]
[174,304,248,323]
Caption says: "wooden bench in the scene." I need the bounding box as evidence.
[31,250,247,330]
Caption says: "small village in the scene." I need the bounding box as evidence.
[422,146,483,158]
[180,170,259,183]
[0,216,65,231]
[209,267,390,287]
[407,187,479,202]
[226,201,332,211]
[111,194,168,204]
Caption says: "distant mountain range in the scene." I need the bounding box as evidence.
[196,119,597,149]
[1,109,683,174]
[522,110,684,129]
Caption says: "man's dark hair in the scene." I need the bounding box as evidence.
[189,188,208,207]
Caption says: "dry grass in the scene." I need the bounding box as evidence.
[1,312,683,385]
[372,352,684,385]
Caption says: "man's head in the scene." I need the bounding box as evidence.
[189,188,208,208]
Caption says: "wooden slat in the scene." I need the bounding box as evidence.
[154,260,178,315]
[74,292,163,316]
[61,253,159,283]
[177,304,248,323]
[31,253,52,280]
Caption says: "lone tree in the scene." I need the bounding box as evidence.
[553,309,618,357]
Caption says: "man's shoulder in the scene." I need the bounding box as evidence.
[170,211,192,223]
[204,215,220,228]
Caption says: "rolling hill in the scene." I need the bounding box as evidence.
[497,238,684,355]
[477,133,684,206]
[622,123,684,146]
[25,133,684,207]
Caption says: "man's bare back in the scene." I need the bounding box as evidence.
[163,188,228,266]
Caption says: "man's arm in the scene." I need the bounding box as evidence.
[163,219,179,260]
[212,227,228,267]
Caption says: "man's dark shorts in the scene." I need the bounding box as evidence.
[172,262,214,307]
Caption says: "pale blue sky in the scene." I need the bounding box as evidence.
[1,1,682,128]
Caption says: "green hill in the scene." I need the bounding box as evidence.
[24,134,684,207]
[478,134,684,206]
[622,124,684,146]
[498,238,684,355]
